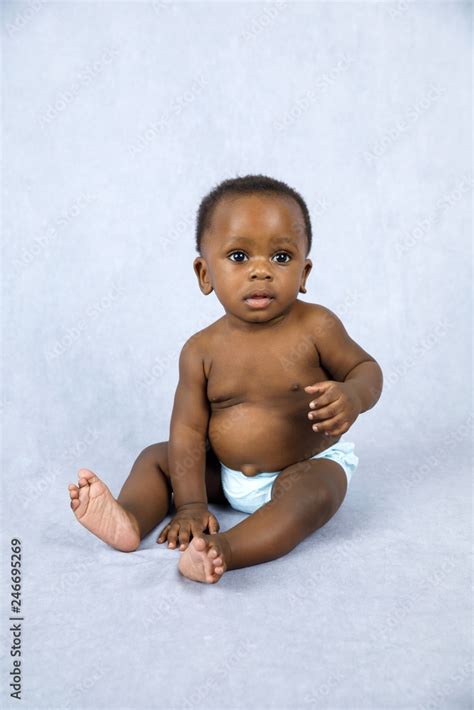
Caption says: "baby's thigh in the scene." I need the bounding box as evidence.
[143,440,225,504]
[271,457,347,515]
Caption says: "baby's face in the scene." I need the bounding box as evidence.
[193,192,313,324]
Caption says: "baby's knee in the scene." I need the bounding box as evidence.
[272,471,336,518]
[137,441,168,466]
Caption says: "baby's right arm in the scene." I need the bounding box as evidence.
[167,336,210,510]
[156,336,221,550]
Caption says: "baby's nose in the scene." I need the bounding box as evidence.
[249,263,272,278]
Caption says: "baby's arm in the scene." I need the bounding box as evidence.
[304,306,383,436]
[168,336,210,509]
[156,336,221,550]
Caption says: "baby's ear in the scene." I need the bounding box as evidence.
[193,257,213,295]
[299,259,312,294]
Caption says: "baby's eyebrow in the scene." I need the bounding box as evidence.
[226,236,296,247]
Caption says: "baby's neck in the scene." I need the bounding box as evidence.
[223,301,300,335]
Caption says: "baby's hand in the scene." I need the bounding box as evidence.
[304,381,362,437]
[156,503,220,551]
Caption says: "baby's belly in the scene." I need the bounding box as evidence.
[208,402,338,476]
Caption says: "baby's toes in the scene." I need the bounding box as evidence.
[78,484,90,508]
[209,553,224,576]
[77,469,102,489]
[75,480,91,516]
[70,498,81,511]
[68,484,79,500]
[207,546,226,574]
[208,547,222,567]
[210,562,225,581]
[68,485,81,512]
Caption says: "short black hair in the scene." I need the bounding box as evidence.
[195,174,312,256]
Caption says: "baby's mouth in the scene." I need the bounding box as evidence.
[244,291,275,309]
[244,290,274,299]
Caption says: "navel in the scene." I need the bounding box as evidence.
[290,383,300,391]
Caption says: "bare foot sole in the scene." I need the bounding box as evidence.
[178,534,231,584]
[68,468,140,552]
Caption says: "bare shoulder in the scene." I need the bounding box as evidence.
[181,321,215,355]
[298,300,375,381]
[180,316,226,374]
[296,300,343,336]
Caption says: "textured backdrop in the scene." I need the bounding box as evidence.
[1,2,472,709]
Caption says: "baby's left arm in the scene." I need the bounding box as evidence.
[304,306,383,437]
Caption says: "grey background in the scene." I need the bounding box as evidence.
[1,1,472,709]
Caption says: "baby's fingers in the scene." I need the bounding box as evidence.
[190,522,207,541]
[311,414,348,436]
[177,528,191,551]
[156,524,170,544]
[166,522,183,549]
[308,403,341,423]
[208,515,220,534]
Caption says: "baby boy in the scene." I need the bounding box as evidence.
[68,174,383,584]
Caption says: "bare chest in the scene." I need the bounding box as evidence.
[206,333,328,408]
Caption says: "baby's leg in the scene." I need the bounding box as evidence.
[115,443,173,538]
[68,442,225,551]
[178,457,347,581]
[117,442,225,536]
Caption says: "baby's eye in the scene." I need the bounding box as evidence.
[272,252,291,264]
[228,251,248,263]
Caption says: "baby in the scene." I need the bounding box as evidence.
[68,174,383,584]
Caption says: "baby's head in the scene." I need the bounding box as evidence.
[193,174,313,324]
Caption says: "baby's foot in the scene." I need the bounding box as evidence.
[178,533,231,584]
[68,468,140,552]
